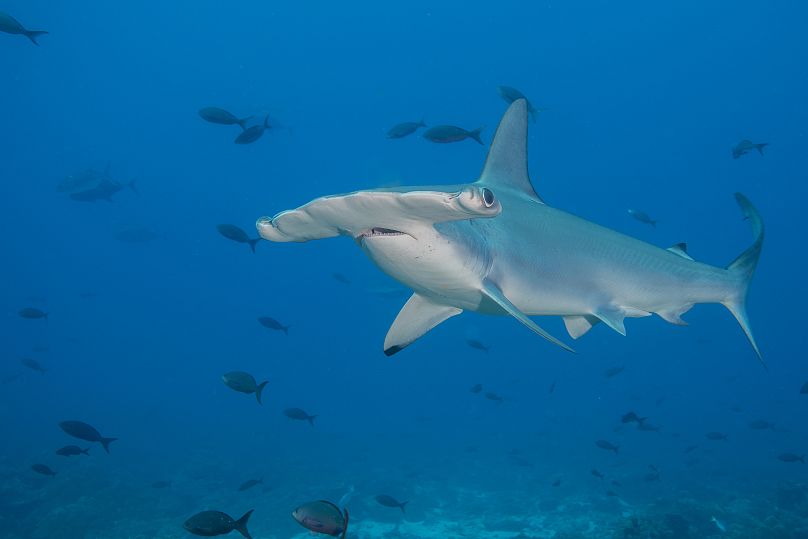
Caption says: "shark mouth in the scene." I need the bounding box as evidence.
[359,227,407,239]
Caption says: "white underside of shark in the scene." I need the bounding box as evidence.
[257,99,764,362]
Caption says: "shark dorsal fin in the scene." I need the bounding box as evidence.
[478,99,543,202]
[667,242,694,261]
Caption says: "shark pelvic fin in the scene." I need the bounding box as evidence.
[481,280,575,353]
[666,242,694,261]
[477,99,543,202]
[563,315,601,339]
[383,294,462,356]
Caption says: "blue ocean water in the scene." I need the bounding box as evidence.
[1,1,807,538]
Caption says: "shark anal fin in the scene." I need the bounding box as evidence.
[667,242,694,261]
[481,280,574,353]
[563,315,601,339]
[383,294,462,356]
[656,304,693,326]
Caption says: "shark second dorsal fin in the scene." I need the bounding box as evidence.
[667,242,694,261]
[383,294,462,356]
[478,99,543,203]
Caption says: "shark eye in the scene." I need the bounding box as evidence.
[482,188,495,208]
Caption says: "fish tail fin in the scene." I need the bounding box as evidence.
[100,437,117,453]
[723,193,765,367]
[614,446,620,454]
[419,117,426,127]
[255,381,268,405]
[341,508,350,539]
[248,238,260,253]
[651,220,657,228]
[82,447,90,455]
[307,414,317,426]
[263,114,271,128]
[801,455,806,464]
[128,179,139,196]
[757,142,769,155]
[26,30,48,45]
[234,509,254,539]
[400,501,408,513]
[238,116,252,130]
[528,107,537,123]
[283,325,289,335]
[469,127,485,145]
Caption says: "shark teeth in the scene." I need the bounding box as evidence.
[361,227,405,238]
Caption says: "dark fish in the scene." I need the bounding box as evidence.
[199,107,250,129]
[58,166,106,194]
[152,480,172,488]
[777,453,805,463]
[628,209,657,227]
[552,478,561,487]
[748,419,775,430]
[31,463,56,476]
[595,440,620,453]
[497,86,543,122]
[603,366,624,378]
[216,224,260,253]
[800,381,808,394]
[0,12,47,45]
[644,471,661,482]
[732,139,768,159]
[292,500,349,538]
[238,477,263,492]
[1,373,23,385]
[19,307,48,319]
[332,272,351,285]
[621,411,647,425]
[114,228,159,244]
[590,468,605,480]
[548,380,556,394]
[484,392,504,403]
[55,445,89,457]
[235,115,270,145]
[375,494,408,513]
[466,339,489,353]
[705,432,728,441]
[469,383,483,394]
[183,509,254,538]
[258,316,289,334]
[637,422,661,432]
[222,372,268,405]
[423,125,484,145]
[606,490,618,497]
[59,420,117,453]
[284,408,317,425]
[70,177,138,202]
[20,357,46,374]
[387,120,426,139]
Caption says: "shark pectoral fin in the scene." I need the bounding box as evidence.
[384,294,462,356]
[257,188,500,243]
[563,315,601,339]
[666,243,694,261]
[481,280,575,353]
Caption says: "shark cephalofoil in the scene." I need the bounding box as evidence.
[257,100,764,361]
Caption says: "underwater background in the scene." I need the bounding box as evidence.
[2,1,808,538]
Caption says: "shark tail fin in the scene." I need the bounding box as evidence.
[723,193,765,366]
[26,30,48,45]
[468,126,484,145]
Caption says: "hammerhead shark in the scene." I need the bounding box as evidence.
[257,99,764,360]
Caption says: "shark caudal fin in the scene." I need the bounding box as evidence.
[723,192,765,365]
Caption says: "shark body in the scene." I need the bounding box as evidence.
[257,100,764,360]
